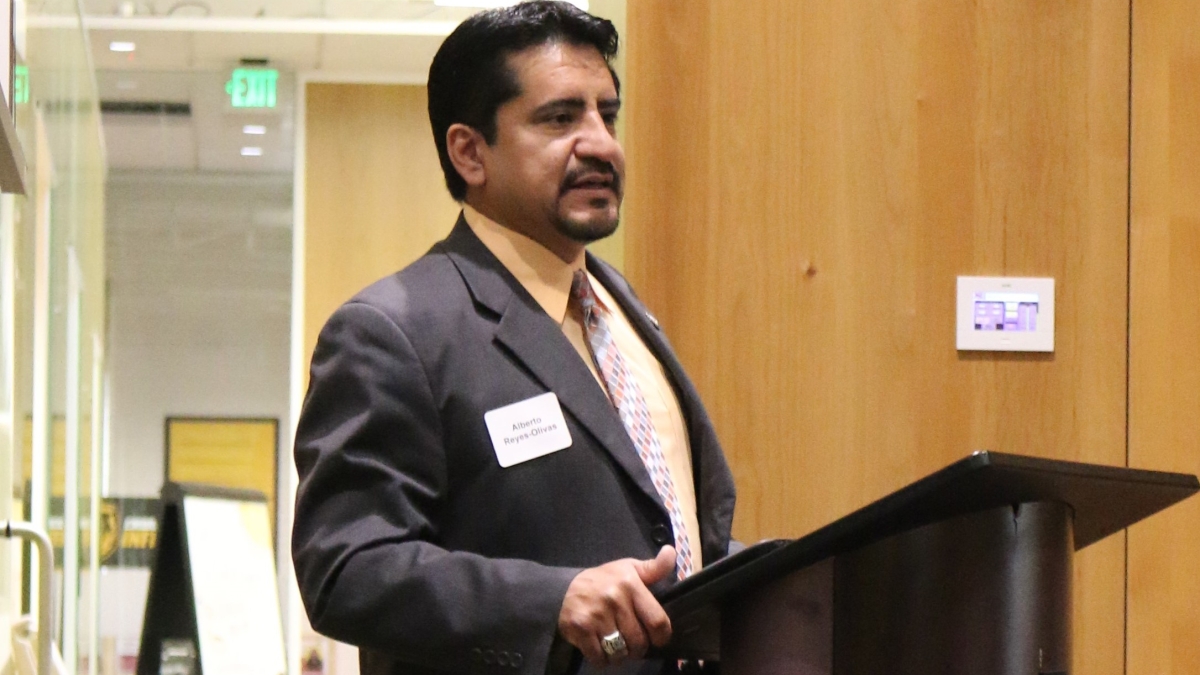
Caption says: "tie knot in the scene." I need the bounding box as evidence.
[571,269,596,315]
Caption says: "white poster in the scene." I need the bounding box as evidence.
[184,495,287,675]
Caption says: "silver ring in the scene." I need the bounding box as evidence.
[600,630,627,657]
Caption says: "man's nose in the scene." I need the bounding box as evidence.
[574,111,622,165]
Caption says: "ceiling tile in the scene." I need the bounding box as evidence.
[90,29,195,70]
[320,1,470,21]
[318,33,442,78]
[81,0,325,19]
[191,32,321,71]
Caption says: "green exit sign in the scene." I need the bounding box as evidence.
[14,64,28,105]
[226,68,278,108]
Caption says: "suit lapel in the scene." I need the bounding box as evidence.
[586,256,698,430]
[438,217,668,515]
[587,256,713,501]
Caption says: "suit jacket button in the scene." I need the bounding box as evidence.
[651,524,671,546]
[497,651,509,666]
[482,649,496,665]
[511,653,523,668]
[471,648,482,662]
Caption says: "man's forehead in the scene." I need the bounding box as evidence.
[505,42,617,96]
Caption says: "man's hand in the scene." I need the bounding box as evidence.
[557,546,676,668]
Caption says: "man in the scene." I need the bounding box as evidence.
[291,3,736,674]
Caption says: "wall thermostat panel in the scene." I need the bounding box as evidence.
[956,277,1055,352]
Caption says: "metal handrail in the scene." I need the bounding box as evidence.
[3,521,54,675]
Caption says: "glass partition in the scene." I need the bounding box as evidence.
[7,3,109,674]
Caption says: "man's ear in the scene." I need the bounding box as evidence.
[446,124,487,189]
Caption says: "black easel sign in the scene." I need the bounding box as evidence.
[137,483,287,675]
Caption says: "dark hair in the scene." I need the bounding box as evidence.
[427,1,620,201]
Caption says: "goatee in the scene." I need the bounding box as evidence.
[554,212,620,244]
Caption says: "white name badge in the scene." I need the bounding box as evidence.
[484,392,573,468]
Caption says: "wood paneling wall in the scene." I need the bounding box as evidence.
[1128,0,1200,673]
[304,83,460,359]
[624,1,1130,673]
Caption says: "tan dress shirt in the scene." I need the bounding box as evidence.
[463,206,702,568]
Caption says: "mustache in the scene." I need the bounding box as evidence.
[559,161,622,196]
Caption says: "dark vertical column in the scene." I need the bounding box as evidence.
[833,502,1073,675]
[716,502,1072,675]
[721,558,834,675]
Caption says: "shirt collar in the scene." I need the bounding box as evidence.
[462,205,587,324]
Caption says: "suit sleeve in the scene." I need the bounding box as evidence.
[292,301,581,674]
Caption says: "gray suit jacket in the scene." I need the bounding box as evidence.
[292,216,736,675]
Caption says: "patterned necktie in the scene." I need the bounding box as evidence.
[570,270,694,579]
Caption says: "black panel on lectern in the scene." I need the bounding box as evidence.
[660,451,1198,619]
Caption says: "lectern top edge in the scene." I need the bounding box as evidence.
[955,451,1198,547]
[659,451,1198,617]
[982,450,1200,490]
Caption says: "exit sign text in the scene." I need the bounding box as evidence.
[226,68,278,109]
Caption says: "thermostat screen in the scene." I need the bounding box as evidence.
[974,292,1039,332]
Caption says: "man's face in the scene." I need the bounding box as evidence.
[480,42,624,255]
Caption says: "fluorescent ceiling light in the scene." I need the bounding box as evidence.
[243,125,267,135]
[109,41,137,52]
[240,147,264,157]
[434,0,587,9]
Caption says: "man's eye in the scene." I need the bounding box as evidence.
[541,112,573,126]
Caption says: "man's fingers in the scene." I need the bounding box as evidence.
[578,636,607,670]
[561,617,610,668]
[611,600,650,659]
[559,551,679,666]
[630,547,676,647]
[636,545,677,586]
[629,580,672,647]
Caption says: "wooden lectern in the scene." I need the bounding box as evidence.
[657,452,1199,675]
